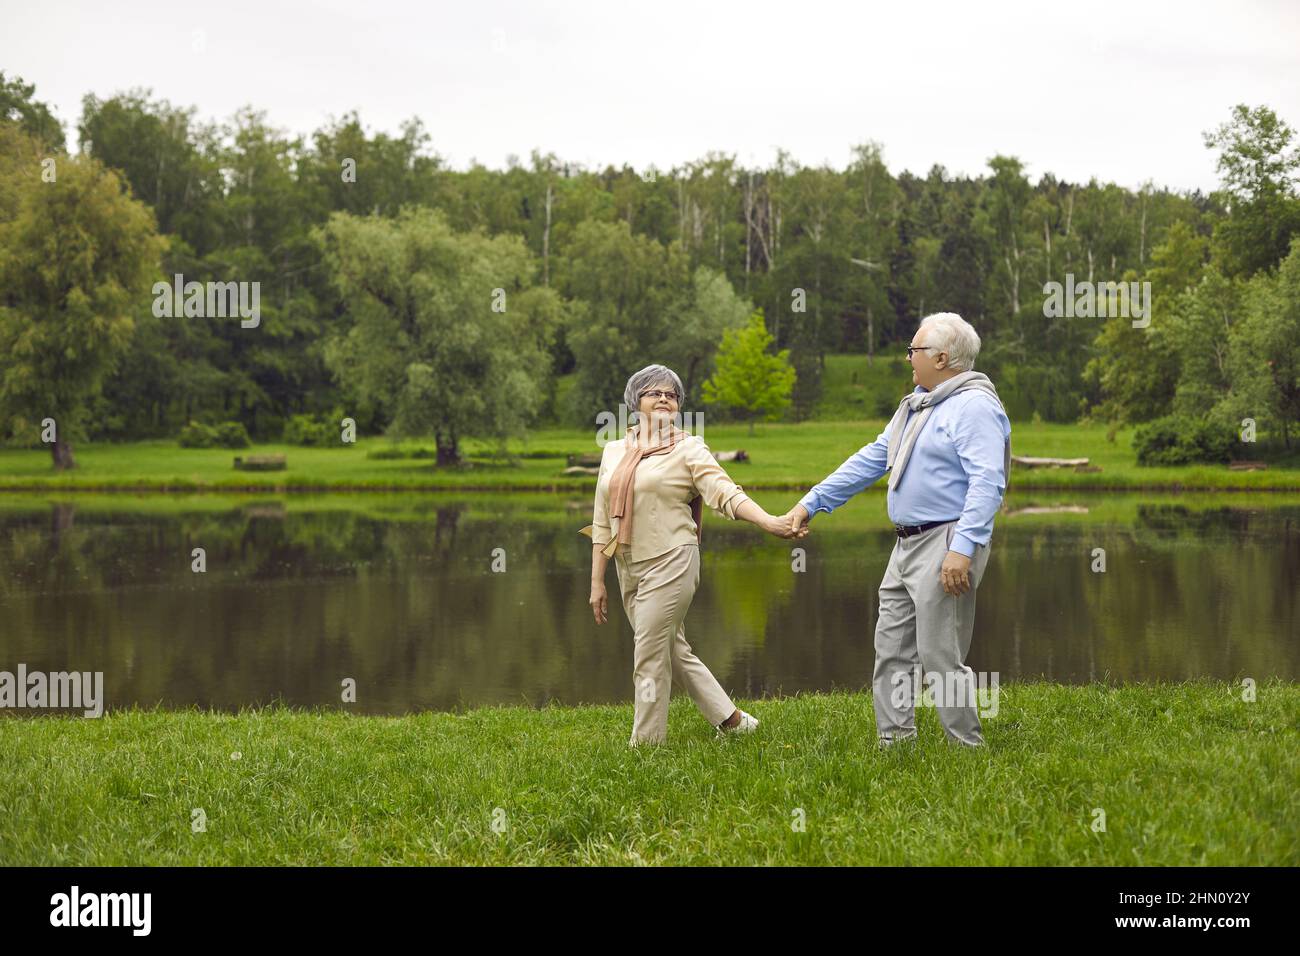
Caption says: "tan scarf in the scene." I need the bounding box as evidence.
[594,425,702,558]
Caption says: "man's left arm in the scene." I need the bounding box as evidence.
[948,396,1010,559]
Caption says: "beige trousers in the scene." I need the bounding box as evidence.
[614,543,735,744]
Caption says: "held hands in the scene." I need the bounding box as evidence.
[784,504,811,539]
[763,504,810,540]
[940,550,973,596]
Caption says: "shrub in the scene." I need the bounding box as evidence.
[214,421,251,448]
[178,421,250,449]
[282,414,336,447]
[1132,415,1236,466]
[366,446,436,460]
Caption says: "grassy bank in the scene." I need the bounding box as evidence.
[2,421,1298,492]
[1,682,1295,865]
[3,488,1299,534]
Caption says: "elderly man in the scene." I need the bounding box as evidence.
[786,313,1011,748]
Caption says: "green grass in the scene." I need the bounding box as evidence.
[3,419,1298,492]
[1,683,1294,865]
[812,352,916,420]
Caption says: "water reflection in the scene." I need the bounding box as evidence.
[0,496,1295,715]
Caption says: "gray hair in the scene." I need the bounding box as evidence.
[623,364,686,416]
[919,312,981,372]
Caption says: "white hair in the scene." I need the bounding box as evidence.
[918,312,981,372]
[623,364,685,413]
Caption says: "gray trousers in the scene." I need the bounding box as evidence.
[872,519,992,747]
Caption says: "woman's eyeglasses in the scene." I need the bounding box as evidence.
[641,389,679,402]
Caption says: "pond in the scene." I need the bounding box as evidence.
[0,494,1295,715]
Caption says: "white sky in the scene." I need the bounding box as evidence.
[3,0,1298,193]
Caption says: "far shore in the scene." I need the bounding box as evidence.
[2,421,1297,494]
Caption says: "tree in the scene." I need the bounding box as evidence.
[845,141,899,359]
[303,112,442,220]
[79,90,222,245]
[978,155,1034,329]
[0,71,64,149]
[702,310,796,434]
[1082,221,1206,424]
[1203,104,1300,277]
[560,220,691,424]
[316,207,561,464]
[0,143,163,468]
[1217,238,1300,447]
[1166,269,1242,420]
[662,266,752,401]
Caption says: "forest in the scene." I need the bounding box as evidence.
[2,71,1298,467]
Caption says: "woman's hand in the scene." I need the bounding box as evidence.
[733,498,806,540]
[761,513,798,539]
[590,582,609,624]
[762,508,809,539]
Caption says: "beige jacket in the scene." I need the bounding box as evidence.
[580,433,751,562]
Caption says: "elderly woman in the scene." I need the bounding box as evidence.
[581,364,801,746]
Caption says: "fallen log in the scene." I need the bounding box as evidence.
[234,454,287,471]
[1003,505,1091,517]
[1012,455,1090,468]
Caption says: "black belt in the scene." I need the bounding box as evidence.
[894,519,957,538]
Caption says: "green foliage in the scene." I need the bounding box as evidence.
[366,446,437,460]
[0,86,1291,442]
[1131,415,1236,466]
[1081,222,1211,425]
[316,207,559,464]
[0,71,64,149]
[0,131,163,466]
[702,311,796,431]
[1217,237,1300,446]
[178,420,251,448]
[283,413,338,447]
[1203,104,1300,277]
[811,354,912,421]
[560,220,692,425]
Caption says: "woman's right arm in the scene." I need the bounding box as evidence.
[589,445,614,624]
[590,544,610,624]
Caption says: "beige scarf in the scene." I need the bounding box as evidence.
[582,425,703,557]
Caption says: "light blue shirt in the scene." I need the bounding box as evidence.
[799,386,1011,557]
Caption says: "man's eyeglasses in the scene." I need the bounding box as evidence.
[906,346,941,359]
[641,389,679,402]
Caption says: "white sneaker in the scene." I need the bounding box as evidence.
[717,710,759,737]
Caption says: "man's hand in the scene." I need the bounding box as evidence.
[784,504,811,539]
[940,550,972,596]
